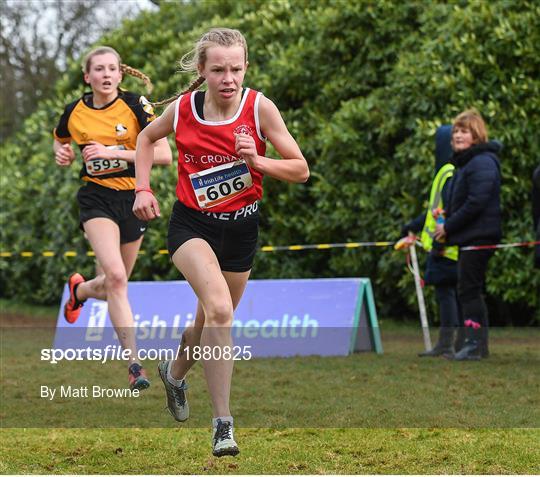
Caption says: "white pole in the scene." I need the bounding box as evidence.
[409,240,432,351]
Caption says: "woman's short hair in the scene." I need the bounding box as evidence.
[452,108,488,144]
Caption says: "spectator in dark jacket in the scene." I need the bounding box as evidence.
[434,109,502,361]
[401,125,462,357]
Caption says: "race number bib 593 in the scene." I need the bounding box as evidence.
[189,160,252,209]
[85,145,128,176]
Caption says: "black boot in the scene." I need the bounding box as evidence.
[451,324,482,361]
[479,320,489,358]
[418,327,454,357]
[454,326,466,353]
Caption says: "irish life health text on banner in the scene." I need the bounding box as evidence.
[53,278,377,358]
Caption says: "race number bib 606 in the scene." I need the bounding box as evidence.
[86,145,129,176]
[189,160,252,209]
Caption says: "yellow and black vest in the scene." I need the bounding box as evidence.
[420,163,459,261]
[53,90,155,190]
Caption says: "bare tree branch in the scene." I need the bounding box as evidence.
[1,0,152,141]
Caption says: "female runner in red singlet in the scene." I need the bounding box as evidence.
[133,28,309,457]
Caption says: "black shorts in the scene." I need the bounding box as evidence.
[77,182,147,244]
[168,200,259,272]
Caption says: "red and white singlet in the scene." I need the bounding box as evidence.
[174,88,267,212]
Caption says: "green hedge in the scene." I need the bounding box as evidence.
[1,0,538,324]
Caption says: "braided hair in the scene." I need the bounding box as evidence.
[120,64,153,94]
[152,76,205,107]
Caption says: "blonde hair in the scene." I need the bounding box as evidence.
[452,108,488,144]
[153,28,248,107]
[82,46,153,93]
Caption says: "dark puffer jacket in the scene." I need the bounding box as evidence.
[445,142,502,246]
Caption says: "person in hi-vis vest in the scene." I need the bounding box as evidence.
[401,125,463,357]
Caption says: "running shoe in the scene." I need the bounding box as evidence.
[157,360,189,421]
[212,419,239,457]
[128,362,150,391]
[63,272,86,324]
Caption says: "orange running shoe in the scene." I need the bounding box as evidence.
[64,272,86,324]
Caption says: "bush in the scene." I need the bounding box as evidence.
[1,0,538,324]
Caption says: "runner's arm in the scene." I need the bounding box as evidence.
[133,102,176,221]
[81,137,171,165]
[246,96,309,183]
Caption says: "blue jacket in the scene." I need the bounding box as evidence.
[445,142,502,246]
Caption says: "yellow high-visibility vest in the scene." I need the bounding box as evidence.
[420,163,459,261]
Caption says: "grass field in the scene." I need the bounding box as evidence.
[1,299,539,474]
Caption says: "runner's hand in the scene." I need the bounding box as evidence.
[82,141,111,162]
[234,133,259,168]
[133,191,161,221]
[55,143,75,167]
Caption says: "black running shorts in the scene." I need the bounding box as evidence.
[167,200,259,272]
[76,182,147,244]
